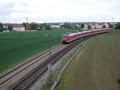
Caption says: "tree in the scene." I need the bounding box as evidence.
[117,77,120,88]
[88,25,91,30]
[115,22,120,29]
[117,78,120,84]
[103,25,106,28]
[63,22,69,29]
[63,22,73,29]
[0,23,3,32]
[43,23,51,30]
[75,25,78,30]
[108,23,113,28]
[29,22,39,30]
[81,23,84,30]
[23,23,29,30]
[45,25,51,30]
[38,24,44,30]
[8,24,13,31]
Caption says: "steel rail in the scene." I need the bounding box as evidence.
[0,45,65,85]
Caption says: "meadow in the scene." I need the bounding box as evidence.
[0,29,75,73]
[56,31,120,90]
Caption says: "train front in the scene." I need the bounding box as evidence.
[62,34,67,44]
[62,34,70,44]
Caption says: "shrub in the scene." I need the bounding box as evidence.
[117,78,120,84]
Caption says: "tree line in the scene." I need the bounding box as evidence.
[23,22,51,30]
[0,22,120,32]
[0,22,52,32]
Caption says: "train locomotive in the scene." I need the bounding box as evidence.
[62,28,110,44]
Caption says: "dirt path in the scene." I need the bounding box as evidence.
[56,32,120,90]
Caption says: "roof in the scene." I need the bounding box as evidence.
[3,23,24,27]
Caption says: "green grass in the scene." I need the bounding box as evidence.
[0,29,75,73]
[56,31,120,90]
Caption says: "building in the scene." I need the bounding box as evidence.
[84,22,109,30]
[49,23,62,29]
[3,23,25,32]
[12,24,25,31]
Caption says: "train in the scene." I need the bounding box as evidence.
[62,28,110,44]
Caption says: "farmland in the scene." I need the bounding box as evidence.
[0,29,75,73]
[56,31,120,90]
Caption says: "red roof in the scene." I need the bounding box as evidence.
[3,23,24,27]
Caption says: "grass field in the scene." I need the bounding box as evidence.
[56,31,120,90]
[0,29,75,73]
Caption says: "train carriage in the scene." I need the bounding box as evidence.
[62,28,110,44]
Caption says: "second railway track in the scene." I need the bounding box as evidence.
[0,44,68,89]
[10,34,93,90]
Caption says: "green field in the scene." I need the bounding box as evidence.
[56,31,120,90]
[0,29,75,73]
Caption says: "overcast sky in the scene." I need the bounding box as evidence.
[0,0,120,23]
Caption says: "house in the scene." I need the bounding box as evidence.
[49,23,62,29]
[84,23,90,30]
[12,24,25,31]
[3,23,25,32]
[84,22,109,30]
[51,24,61,28]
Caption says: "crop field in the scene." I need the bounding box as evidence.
[56,31,120,90]
[0,29,75,73]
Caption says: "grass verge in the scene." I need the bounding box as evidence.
[56,31,120,90]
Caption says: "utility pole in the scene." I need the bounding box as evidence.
[111,17,114,22]
[21,17,28,30]
[48,33,53,86]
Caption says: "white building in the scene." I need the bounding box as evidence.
[50,23,62,29]
[3,23,25,32]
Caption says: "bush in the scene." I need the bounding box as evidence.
[117,78,120,84]
[115,23,120,29]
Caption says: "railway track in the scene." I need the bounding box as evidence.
[0,33,107,90]
[10,34,93,90]
[0,44,68,88]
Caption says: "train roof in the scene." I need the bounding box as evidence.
[68,30,93,36]
[62,28,109,37]
[68,32,82,36]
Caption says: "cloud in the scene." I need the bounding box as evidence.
[0,3,16,16]
[0,0,120,23]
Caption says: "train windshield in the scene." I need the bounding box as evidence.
[63,35,67,39]
[63,35,67,38]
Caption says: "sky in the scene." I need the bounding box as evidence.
[0,0,120,23]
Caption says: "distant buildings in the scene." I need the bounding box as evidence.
[48,22,109,30]
[84,22,109,30]
[2,22,111,32]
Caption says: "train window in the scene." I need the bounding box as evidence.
[63,35,67,38]
[66,32,71,34]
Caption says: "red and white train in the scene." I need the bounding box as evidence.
[62,28,110,44]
